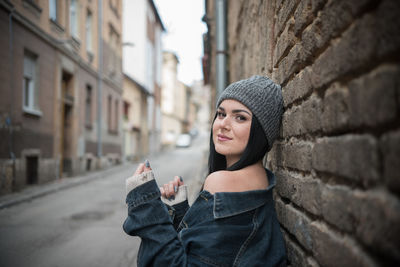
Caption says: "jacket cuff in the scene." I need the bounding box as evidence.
[126,171,155,194]
[161,185,188,206]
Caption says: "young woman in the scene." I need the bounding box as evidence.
[123,76,286,266]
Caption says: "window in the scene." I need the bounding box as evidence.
[85,85,92,127]
[123,101,130,120]
[23,52,41,115]
[108,95,112,132]
[85,10,93,52]
[70,0,79,38]
[115,99,119,133]
[49,0,57,21]
[26,156,38,184]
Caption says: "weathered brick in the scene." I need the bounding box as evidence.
[310,222,378,267]
[266,144,280,170]
[276,169,321,215]
[380,130,400,194]
[282,107,300,137]
[310,0,327,15]
[284,232,317,267]
[276,198,314,251]
[348,65,399,127]
[305,257,319,267]
[274,0,299,40]
[312,135,379,184]
[273,45,296,85]
[304,0,375,62]
[376,0,400,58]
[319,0,374,45]
[293,0,313,37]
[313,185,400,262]
[311,0,400,90]
[300,17,323,62]
[282,94,322,137]
[321,82,350,133]
[274,141,313,171]
[274,18,295,67]
[275,195,286,220]
[321,65,399,133]
[351,190,400,262]
[311,13,377,89]
[282,66,312,107]
[275,0,284,11]
[320,185,354,232]
[275,41,313,85]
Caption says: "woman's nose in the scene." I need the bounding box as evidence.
[220,116,231,129]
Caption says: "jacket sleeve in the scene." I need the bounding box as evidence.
[122,171,188,267]
[161,186,190,231]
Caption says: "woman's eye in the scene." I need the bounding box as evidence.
[236,115,246,121]
[217,111,225,118]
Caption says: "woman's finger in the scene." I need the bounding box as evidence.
[172,177,179,193]
[159,187,165,197]
[144,159,152,171]
[134,163,145,175]
[174,176,184,187]
[168,182,175,199]
[163,184,170,198]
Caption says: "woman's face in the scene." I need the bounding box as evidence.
[212,99,252,167]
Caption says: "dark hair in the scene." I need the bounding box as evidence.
[208,113,269,174]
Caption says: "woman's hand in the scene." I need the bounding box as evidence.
[133,160,184,199]
[160,176,184,200]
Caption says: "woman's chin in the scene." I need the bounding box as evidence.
[214,145,229,156]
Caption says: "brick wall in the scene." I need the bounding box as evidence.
[209,0,400,265]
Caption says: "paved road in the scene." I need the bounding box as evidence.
[0,133,208,267]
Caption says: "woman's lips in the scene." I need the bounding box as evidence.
[217,134,232,141]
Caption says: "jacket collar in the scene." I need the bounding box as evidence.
[212,168,276,219]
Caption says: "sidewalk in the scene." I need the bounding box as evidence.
[0,163,134,210]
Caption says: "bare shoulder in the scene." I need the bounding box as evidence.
[204,165,268,194]
[203,170,239,194]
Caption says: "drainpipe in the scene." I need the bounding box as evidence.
[97,0,103,159]
[8,8,15,161]
[215,0,227,100]
[8,7,16,189]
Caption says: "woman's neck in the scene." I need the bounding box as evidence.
[226,157,264,170]
[226,156,240,168]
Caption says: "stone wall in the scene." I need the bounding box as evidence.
[213,0,400,265]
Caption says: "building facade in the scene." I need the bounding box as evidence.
[0,0,123,195]
[190,80,211,134]
[122,0,164,156]
[204,0,400,266]
[122,74,149,161]
[160,51,191,146]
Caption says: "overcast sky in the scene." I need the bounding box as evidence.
[153,0,207,86]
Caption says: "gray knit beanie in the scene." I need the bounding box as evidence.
[217,75,283,152]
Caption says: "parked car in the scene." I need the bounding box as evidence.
[175,134,192,148]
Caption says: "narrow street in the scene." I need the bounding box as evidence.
[0,133,208,267]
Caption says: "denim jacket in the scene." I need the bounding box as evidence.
[123,169,287,267]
